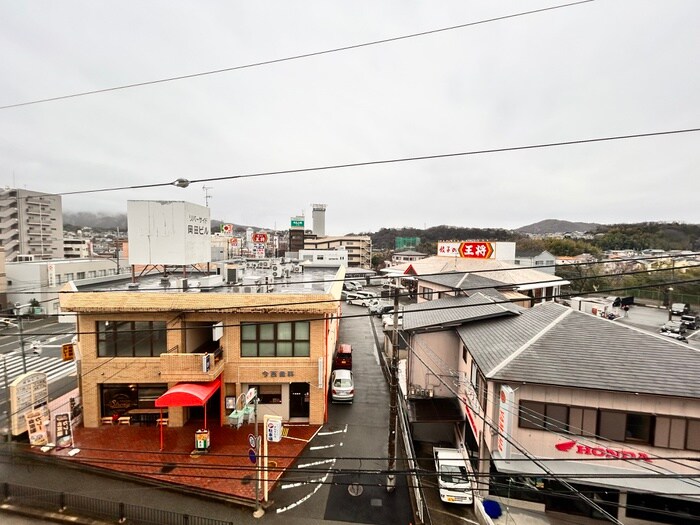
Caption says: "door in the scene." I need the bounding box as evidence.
[289,382,310,419]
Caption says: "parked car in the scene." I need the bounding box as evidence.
[670,303,691,316]
[0,317,17,328]
[680,315,698,331]
[660,321,686,334]
[369,301,394,317]
[330,369,354,403]
[658,331,688,342]
[382,310,403,329]
[333,343,352,369]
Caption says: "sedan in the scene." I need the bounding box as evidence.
[330,369,354,403]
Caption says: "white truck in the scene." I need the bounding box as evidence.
[433,447,474,505]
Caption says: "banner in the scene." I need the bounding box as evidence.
[55,413,73,448]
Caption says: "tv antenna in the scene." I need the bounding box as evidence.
[203,185,213,207]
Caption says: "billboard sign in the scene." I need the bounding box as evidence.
[221,223,234,235]
[54,413,73,449]
[10,371,49,436]
[127,201,212,266]
[252,232,268,244]
[25,410,48,447]
[497,385,514,460]
[290,219,304,228]
[438,241,494,259]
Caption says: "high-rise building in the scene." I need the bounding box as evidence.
[0,188,63,262]
[311,203,326,237]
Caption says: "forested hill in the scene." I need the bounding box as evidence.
[515,219,601,235]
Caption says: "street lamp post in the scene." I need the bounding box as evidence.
[667,287,674,321]
[13,302,35,375]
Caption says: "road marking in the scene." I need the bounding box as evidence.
[275,469,330,513]
[429,506,480,524]
[309,443,341,450]
[317,424,347,436]
[297,458,336,469]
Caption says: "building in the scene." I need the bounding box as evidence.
[287,216,305,255]
[411,271,529,305]
[0,188,63,262]
[304,235,371,269]
[6,258,125,316]
[388,256,568,306]
[513,249,556,275]
[299,249,348,267]
[58,266,344,429]
[390,250,427,267]
[63,238,92,259]
[311,204,326,237]
[401,301,700,523]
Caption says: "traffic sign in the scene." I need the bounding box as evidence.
[248,433,256,449]
[248,448,257,464]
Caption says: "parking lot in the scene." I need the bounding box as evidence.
[615,303,700,350]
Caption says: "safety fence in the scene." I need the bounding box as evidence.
[2,481,236,525]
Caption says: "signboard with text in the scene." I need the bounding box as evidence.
[438,241,494,259]
[252,232,268,244]
[10,372,49,436]
[497,385,514,460]
[290,219,304,228]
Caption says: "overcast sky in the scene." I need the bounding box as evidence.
[1,1,699,234]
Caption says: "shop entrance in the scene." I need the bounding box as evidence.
[289,382,310,419]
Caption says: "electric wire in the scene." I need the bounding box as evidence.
[0,1,595,111]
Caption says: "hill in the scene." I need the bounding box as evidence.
[515,219,601,235]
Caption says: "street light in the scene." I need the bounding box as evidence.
[13,302,34,375]
[667,287,674,321]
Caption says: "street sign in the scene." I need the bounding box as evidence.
[61,343,75,361]
[248,433,256,449]
[245,387,257,405]
[248,448,257,464]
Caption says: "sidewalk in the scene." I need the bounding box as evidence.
[24,419,321,507]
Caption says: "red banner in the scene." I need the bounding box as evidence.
[252,233,268,243]
[458,242,493,259]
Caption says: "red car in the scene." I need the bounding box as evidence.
[333,343,353,369]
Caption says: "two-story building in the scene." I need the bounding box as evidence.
[402,300,700,524]
[59,266,343,429]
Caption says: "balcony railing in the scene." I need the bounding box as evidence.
[160,349,225,383]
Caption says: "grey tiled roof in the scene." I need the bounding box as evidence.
[419,271,511,291]
[402,292,521,331]
[458,302,700,398]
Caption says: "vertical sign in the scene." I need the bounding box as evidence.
[202,353,211,373]
[55,413,73,448]
[25,410,48,447]
[498,385,514,461]
[266,415,282,443]
[10,372,49,436]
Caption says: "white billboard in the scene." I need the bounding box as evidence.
[127,201,211,266]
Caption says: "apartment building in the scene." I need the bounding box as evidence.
[59,266,343,429]
[0,188,63,262]
[303,235,371,268]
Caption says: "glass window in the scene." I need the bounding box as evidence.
[626,413,653,443]
[545,404,569,432]
[97,321,167,357]
[240,321,311,358]
[249,384,282,404]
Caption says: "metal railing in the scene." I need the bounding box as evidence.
[2,482,237,525]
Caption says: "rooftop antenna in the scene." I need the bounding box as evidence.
[203,185,213,207]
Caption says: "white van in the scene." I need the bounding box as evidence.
[433,447,474,504]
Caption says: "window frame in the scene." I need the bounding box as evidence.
[97,320,167,358]
[240,321,311,358]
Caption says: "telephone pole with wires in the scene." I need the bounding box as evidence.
[386,278,400,492]
[202,185,213,207]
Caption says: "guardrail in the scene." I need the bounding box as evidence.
[2,482,236,525]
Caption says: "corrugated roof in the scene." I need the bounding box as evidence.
[402,292,520,331]
[458,302,700,398]
[419,271,511,291]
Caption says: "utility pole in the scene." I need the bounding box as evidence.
[203,185,213,207]
[14,305,27,375]
[386,279,400,492]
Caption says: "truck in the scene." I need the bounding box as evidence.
[433,447,474,505]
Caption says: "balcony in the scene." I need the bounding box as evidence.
[160,347,225,383]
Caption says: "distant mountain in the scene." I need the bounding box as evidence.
[515,219,601,235]
[64,212,128,231]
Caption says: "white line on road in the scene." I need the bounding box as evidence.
[275,470,330,514]
[429,506,480,524]
[317,424,347,436]
[297,458,336,469]
[309,443,342,450]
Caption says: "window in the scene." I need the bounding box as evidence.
[599,410,653,444]
[76,272,86,279]
[519,401,545,430]
[654,417,686,449]
[241,321,310,358]
[470,361,486,408]
[249,384,282,404]
[97,321,167,357]
[687,420,700,451]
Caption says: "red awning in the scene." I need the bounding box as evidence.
[155,377,221,407]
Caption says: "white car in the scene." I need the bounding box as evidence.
[330,369,354,403]
[0,318,18,328]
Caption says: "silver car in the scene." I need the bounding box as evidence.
[330,369,354,403]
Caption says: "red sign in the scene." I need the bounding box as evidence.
[555,440,652,462]
[252,233,268,243]
[458,241,493,259]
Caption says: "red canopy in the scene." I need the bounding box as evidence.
[155,377,221,407]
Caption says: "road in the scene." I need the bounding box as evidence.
[614,303,700,349]
[1,318,78,437]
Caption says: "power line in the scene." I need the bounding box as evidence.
[50,127,700,196]
[0,1,594,111]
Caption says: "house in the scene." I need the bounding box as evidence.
[59,266,344,429]
[513,249,556,275]
[390,250,427,267]
[401,300,700,522]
